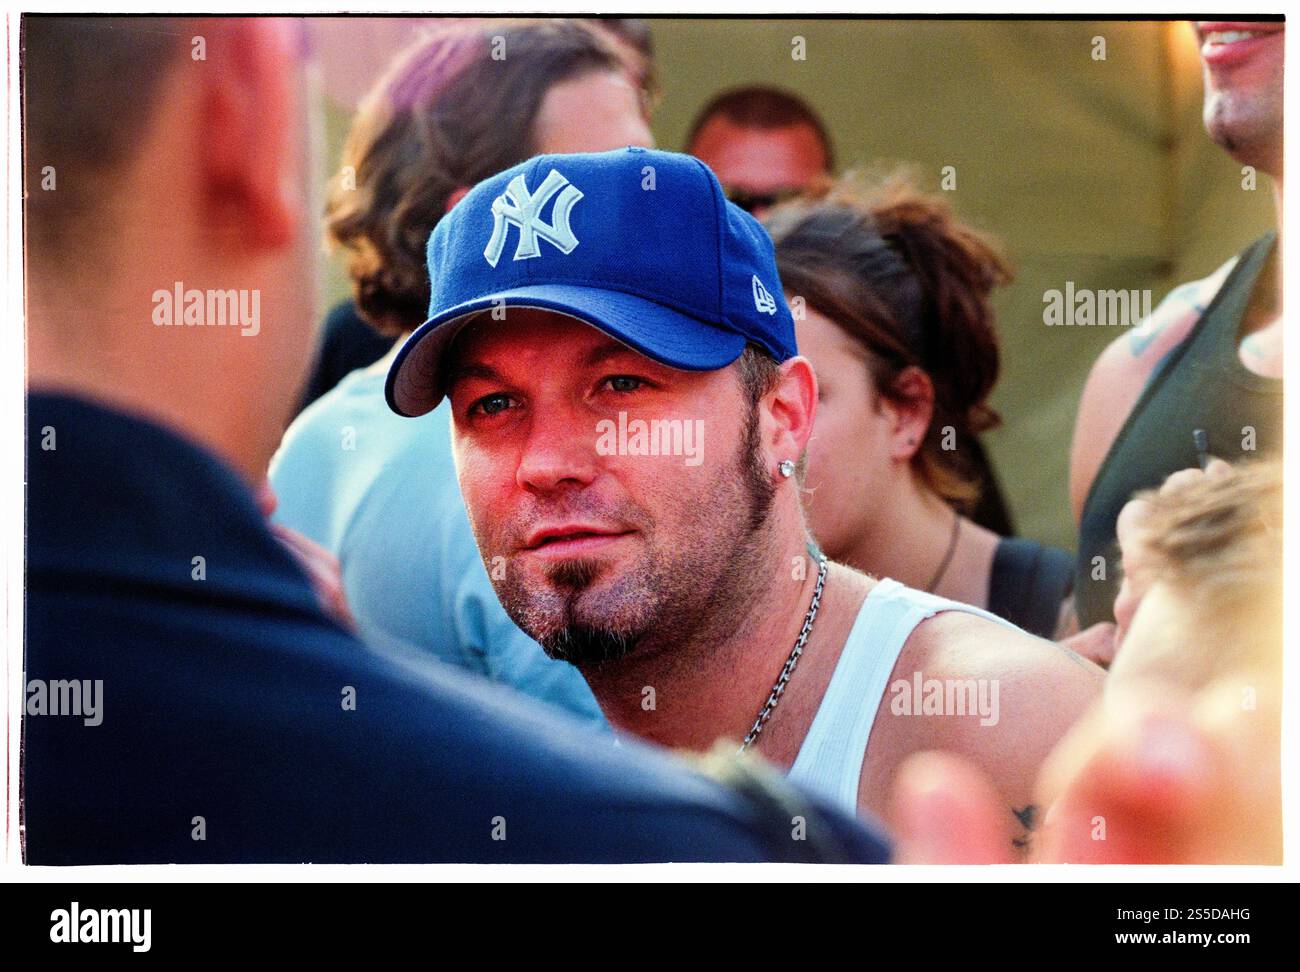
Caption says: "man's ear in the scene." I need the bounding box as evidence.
[765,355,817,471]
[197,18,299,251]
[882,366,935,461]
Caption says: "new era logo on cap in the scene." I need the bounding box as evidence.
[752,275,778,315]
[387,147,799,418]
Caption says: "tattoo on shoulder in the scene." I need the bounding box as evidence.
[1128,281,1206,358]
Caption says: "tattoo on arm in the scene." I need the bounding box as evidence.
[1128,281,1205,358]
[1011,805,1038,852]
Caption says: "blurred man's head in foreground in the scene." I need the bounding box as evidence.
[24,16,317,481]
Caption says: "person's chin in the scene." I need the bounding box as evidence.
[535,586,647,665]
[539,622,640,666]
[550,568,634,626]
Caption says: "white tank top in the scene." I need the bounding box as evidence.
[786,577,1021,816]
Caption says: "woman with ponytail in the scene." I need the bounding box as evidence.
[765,171,1073,638]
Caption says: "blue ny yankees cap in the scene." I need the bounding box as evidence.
[386,147,798,417]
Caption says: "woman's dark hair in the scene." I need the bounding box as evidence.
[325,19,626,336]
[764,170,1012,510]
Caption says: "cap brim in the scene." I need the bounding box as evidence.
[385,284,749,417]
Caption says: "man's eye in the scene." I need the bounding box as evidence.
[604,375,643,393]
[470,393,515,417]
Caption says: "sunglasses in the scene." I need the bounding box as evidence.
[723,185,806,214]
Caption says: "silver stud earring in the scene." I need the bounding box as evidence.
[778,459,795,478]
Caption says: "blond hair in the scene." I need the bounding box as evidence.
[1121,461,1281,688]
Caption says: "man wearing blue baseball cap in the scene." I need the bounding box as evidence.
[389,147,1102,853]
[25,20,889,865]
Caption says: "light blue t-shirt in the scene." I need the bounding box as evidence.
[269,356,606,727]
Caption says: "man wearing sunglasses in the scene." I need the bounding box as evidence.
[685,85,832,218]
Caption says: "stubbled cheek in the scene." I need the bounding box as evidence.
[454,450,505,511]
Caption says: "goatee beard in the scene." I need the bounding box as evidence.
[541,624,639,666]
[537,558,641,665]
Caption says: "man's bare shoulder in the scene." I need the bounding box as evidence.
[866,610,1103,847]
[900,609,1105,691]
[1069,257,1238,520]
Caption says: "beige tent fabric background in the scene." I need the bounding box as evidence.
[313,18,1275,551]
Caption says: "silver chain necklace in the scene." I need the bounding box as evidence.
[739,554,829,753]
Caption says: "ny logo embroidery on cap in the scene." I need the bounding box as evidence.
[752,275,778,315]
[484,169,584,268]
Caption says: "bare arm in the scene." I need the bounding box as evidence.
[959,626,1102,855]
[1068,263,1234,524]
[878,613,1104,856]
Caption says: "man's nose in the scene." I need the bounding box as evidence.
[515,404,600,495]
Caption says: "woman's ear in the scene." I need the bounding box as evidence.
[883,365,935,460]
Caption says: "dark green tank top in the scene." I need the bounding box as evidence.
[1076,232,1282,627]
